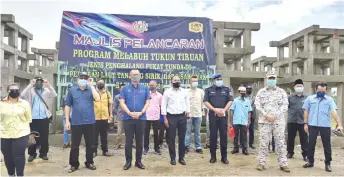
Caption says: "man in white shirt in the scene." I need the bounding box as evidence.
[185,75,204,154]
[161,75,190,166]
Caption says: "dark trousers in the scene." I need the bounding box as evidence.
[233,124,247,151]
[144,120,160,151]
[28,119,49,157]
[249,117,255,145]
[124,119,145,162]
[94,120,109,153]
[287,123,308,157]
[158,122,167,145]
[1,135,29,176]
[308,125,332,165]
[209,114,228,159]
[166,113,187,160]
[69,124,95,168]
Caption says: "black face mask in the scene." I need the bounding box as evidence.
[172,82,181,88]
[241,93,246,97]
[246,90,252,95]
[97,83,105,89]
[35,83,43,89]
[9,90,20,98]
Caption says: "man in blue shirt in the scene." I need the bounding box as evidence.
[230,86,252,155]
[302,82,343,172]
[61,82,73,148]
[21,76,57,162]
[120,70,150,170]
[64,72,100,173]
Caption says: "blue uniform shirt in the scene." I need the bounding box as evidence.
[302,94,337,128]
[230,96,252,125]
[65,86,96,125]
[120,83,150,120]
[32,89,47,119]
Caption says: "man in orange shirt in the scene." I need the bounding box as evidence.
[93,78,113,157]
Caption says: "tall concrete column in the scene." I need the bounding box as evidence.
[315,64,322,75]
[303,82,313,95]
[303,34,314,75]
[340,63,344,75]
[243,29,251,71]
[21,37,29,53]
[277,47,285,76]
[8,54,18,69]
[288,41,297,76]
[8,29,18,49]
[235,59,241,71]
[215,28,226,70]
[266,64,272,71]
[234,35,242,71]
[329,33,340,75]
[21,59,29,72]
[259,62,265,72]
[292,63,298,76]
[337,83,344,124]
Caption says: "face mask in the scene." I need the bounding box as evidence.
[9,91,20,98]
[295,87,304,93]
[316,91,325,98]
[150,86,156,91]
[78,79,87,87]
[172,82,181,88]
[215,80,223,87]
[131,75,140,82]
[97,83,105,89]
[267,79,276,87]
[191,82,198,88]
[241,93,246,97]
[35,83,43,89]
[246,90,252,95]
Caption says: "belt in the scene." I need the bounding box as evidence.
[167,112,185,116]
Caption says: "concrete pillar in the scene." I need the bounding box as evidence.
[315,64,322,75]
[303,34,314,75]
[337,83,344,124]
[292,63,298,76]
[8,54,18,69]
[340,63,344,75]
[21,37,29,53]
[303,82,313,95]
[266,65,272,71]
[329,32,340,75]
[224,77,231,89]
[234,35,242,71]
[21,59,29,72]
[243,29,251,71]
[288,41,297,76]
[235,59,241,71]
[259,62,265,72]
[0,24,4,67]
[215,28,225,70]
[277,47,284,60]
[8,29,18,49]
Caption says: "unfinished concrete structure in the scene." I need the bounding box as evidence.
[213,21,266,96]
[270,25,344,120]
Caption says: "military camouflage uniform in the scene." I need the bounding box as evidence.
[255,86,289,167]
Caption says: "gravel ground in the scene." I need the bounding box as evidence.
[1,143,344,176]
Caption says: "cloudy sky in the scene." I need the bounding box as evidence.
[1,0,344,60]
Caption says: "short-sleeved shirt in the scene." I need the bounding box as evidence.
[288,93,307,124]
[120,83,150,120]
[203,85,233,111]
[113,94,124,120]
[94,90,113,120]
[302,94,337,128]
[146,91,162,121]
[61,95,72,119]
[65,86,96,125]
[230,96,253,125]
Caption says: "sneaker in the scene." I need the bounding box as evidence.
[103,152,113,157]
[249,144,256,149]
[40,155,49,160]
[85,163,96,170]
[280,166,290,173]
[185,147,190,154]
[143,149,148,155]
[28,155,36,162]
[287,153,293,159]
[62,144,69,149]
[231,149,239,154]
[155,149,162,155]
[196,149,203,154]
[68,166,78,173]
[256,164,266,171]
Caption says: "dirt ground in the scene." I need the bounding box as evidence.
[1,143,344,176]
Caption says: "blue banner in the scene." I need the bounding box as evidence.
[58,11,216,90]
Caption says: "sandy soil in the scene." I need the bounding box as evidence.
[1,143,344,176]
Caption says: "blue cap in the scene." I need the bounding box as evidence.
[212,73,222,79]
[246,85,252,89]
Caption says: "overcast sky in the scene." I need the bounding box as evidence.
[1,0,344,60]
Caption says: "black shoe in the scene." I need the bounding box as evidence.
[155,149,162,155]
[185,147,190,154]
[303,156,308,161]
[303,163,314,168]
[85,163,96,170]
[40,155,49,160]
[103,152,113,157]
[209,158,216,163]
[242,150,249,155]
[28,155,36,162]
[231,149,239,154]
[196,149,203,154]
[249,144,256,149]
[205,144,210,149]
[93,152,97,158]
[178,159,186,165]
[123,161,132,170]
[325,164,332,172]
[135,161,145,169]
[221,158,229,164]
[132,144,136,149]
[143,149,148,155]
[68,166,78,173]
[170,159,176,165]
[287,153,293,159]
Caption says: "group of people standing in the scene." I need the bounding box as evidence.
[0,69,343,176]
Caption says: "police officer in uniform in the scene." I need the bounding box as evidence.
[204,73,233,164]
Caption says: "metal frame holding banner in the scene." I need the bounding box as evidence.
[57,11,216,109]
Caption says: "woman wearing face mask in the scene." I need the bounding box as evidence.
[0,83,32,176]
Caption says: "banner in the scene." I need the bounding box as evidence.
[58,11,216,91]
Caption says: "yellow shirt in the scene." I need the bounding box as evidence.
[94,90,113,120]
[0,98,32,139]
